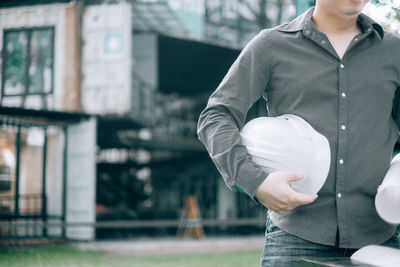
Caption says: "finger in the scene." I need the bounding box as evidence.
[277,210,289,215]
[293,193,318,205]
[286,172,304,183]
[271,202,293,214]
[264,203,281,212]
[264,202,287,213]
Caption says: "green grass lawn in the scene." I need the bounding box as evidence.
[0,245,261,267]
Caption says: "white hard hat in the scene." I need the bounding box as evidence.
[375,153,400,224]
[240,114,331,196]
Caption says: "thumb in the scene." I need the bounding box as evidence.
[286,172,304,183]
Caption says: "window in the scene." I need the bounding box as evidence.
[1,27,54,102]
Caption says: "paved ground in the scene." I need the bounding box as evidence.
[77,236,265,256]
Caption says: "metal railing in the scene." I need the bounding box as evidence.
[0,218,266,230]
[0,194,43,219]
[0,193,51,239]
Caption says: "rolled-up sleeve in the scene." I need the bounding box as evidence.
[197,30,272,200]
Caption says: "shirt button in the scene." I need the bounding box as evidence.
[339,159,344,164]
[340,64,344,69]
[305,30,310,35]
[321,40,326,44]
[341,92,346,98]
[341,125,346,130]
[338,193,342,199]
[368,28,372,32]
[354,38,358,42]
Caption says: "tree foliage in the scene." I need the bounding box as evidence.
[371,0,400,20]
[370,0,400,34]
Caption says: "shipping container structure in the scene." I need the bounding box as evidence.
[87,1,268,238]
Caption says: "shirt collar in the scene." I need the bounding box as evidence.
[357,12,384,39]
[277,7,384,40]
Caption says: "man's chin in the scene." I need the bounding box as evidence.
[344,11,360,16]
[343,8,363,17]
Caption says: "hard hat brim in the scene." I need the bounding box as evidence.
[375,185,400,224]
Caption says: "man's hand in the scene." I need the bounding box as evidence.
[255,171,318,214]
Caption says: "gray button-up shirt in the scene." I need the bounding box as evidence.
[197,7,400,248]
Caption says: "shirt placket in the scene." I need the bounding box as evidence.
[305,30,340,60]
[334,29,373,247]
[304,26,376,247]
[336,59,349,247]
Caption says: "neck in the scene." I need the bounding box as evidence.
[312,6,360,35]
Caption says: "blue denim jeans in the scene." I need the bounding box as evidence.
[261,216,399,267]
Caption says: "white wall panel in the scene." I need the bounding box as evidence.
[81,2,132,115]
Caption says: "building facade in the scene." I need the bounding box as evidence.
[0,0,313,240]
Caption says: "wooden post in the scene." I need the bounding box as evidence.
[63,1,83,111]
[176,196,205,240]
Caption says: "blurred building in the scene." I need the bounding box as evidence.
[0,0,312,241]
[0,0,96,241]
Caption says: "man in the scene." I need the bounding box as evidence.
[197,0,400,265]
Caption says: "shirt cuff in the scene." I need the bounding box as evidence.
[235,173,269,203]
